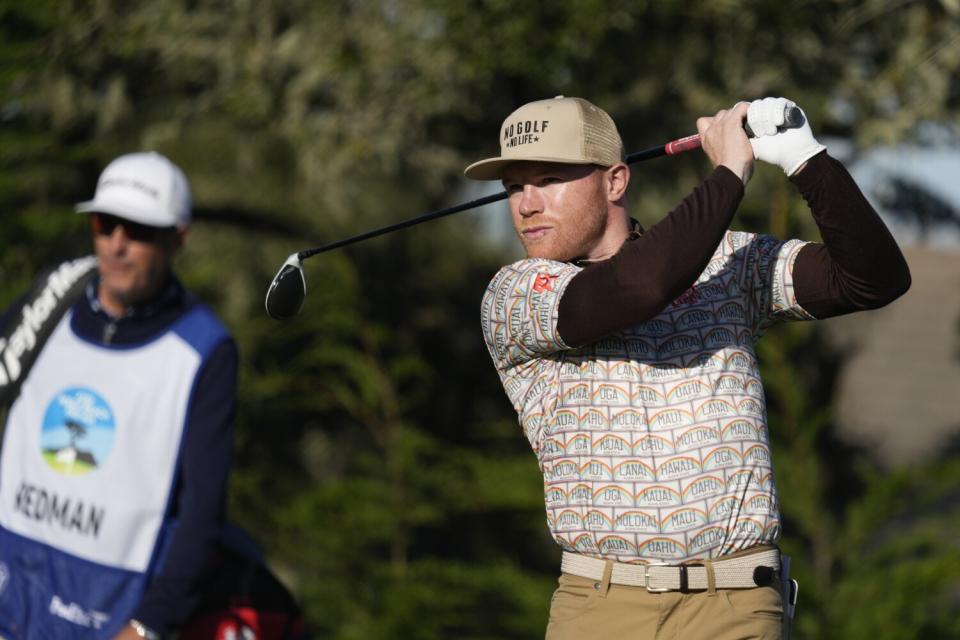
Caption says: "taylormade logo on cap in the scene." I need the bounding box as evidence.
[75,152,192,228]
[464,96,625,180]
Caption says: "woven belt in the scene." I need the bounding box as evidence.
[561,548,780,592]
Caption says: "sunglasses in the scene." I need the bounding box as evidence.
[89,212,173,243]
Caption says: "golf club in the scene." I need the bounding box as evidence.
[265,106,804,320]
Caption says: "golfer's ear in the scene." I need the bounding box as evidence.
[605,163,630,202]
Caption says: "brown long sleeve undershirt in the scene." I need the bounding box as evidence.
[557,152,911,346]
[790,151,911,318]
[557,166,745,347]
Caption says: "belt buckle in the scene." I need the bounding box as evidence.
[644,561,672,593]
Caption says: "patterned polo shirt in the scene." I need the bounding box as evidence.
[480,231,814,564]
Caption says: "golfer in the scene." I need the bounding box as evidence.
[465,96,910,639]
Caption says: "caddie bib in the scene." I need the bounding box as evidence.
[0,303,228,638]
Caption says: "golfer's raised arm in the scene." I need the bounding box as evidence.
[742,96,911,320]
[789,153,911,318]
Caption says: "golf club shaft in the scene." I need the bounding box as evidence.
[298,134,704,261]
[299,190,508,260]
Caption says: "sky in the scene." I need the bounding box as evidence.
[850,143,960,251]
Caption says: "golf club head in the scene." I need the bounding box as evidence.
[265,253,306,320]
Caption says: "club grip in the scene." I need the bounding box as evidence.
[744,105,805,138]
[664,134,702,155]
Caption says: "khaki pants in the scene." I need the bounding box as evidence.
[545,572,783,640]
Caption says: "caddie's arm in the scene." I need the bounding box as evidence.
[747,97,911,318]
[128,339,238,634]
[557,102,754,347]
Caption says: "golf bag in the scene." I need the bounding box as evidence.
[179,525,309,640]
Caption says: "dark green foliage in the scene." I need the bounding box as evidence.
[1,2,958,638]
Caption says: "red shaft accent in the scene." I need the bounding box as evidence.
[664,134,703,155]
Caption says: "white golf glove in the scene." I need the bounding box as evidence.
[747,97,825,176]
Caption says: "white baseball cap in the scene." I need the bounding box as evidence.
[464,96,624,180]
[75,152,192,228]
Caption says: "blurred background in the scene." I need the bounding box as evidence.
[1,1,959,638]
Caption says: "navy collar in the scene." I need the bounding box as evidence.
[84,274,186,321]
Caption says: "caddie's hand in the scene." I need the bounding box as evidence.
[747,97,826,175]
[697,102,754,185]
[111,624,143,640]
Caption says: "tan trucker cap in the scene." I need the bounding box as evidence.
[464,96,624,181]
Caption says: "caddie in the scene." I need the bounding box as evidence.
[0,152,238,639]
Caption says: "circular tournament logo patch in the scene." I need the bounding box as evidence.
[40,387,116,476]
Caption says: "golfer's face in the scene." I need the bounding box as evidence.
[90,213,183,315]
[501,162,609,262]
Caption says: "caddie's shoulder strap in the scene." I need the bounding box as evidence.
[0,255,99,409]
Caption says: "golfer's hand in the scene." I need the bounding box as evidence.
[747,97,826,175]
[697,102,754,185]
